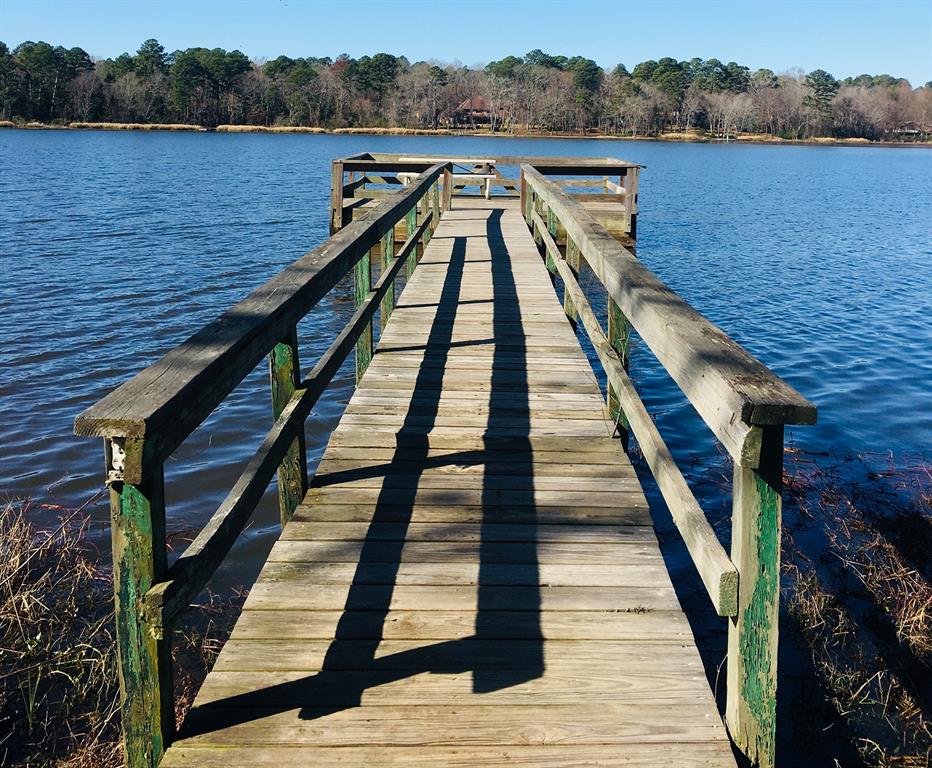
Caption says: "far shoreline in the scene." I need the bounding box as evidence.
[2,119,929,149]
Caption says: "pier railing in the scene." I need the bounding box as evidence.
[521,164,816,768]
[73,163,446,768]
[331,151,640,244]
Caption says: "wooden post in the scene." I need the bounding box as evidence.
[330,160,344,234]
[626,167,639,241]
[406,206,418,277]
[354,249,374,381]
[431,181,440,231]
[607,297,631,450]
[422,192,432,247]
[380,229,395,326]
[520,169,527,223]
[563,235,579,326]
[442,168,453,212]
[270,326,308,524]
[546,206,558,274]
[726,425,784,768]
[107,439,173,768]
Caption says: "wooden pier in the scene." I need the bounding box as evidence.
[75,154,816,768]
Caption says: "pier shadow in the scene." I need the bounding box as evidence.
[179,207,543,737]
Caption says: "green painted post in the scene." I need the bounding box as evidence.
[380,229,395,326]
[270,326,308,524]
[726,425,784,768]
[563,235,579,325]
[422,193,432,247]
[406,206,418,277]
[354,249,374,381]
[607,297,631,450]
[107,439,173,768]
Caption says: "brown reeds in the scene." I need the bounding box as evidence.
[782,450,931,766]
[0,499,243,766]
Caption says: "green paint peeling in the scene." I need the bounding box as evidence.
[270,334,307,523]
[353,252,373,382]
[111,476,170,768]
[739,471,779,766]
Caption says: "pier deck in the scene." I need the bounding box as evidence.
[160,199,735,766]
[77,156,816,768]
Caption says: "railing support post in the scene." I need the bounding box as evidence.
[406,205,418,277]
[380,229,395,325]
[422,192,432,247]
[442,167,453,212]
[270,326,308,523]
[329,160,344,234]
[607,297,631,450]
[726,425,784,768]
[431,181,440,232]
[107,439,173,768]
[563,235,579,325]
[520,168,527,223]
[354,250,374,381]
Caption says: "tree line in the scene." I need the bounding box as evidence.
[1,39,929,140]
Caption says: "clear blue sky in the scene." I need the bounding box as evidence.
[2,0,930,86]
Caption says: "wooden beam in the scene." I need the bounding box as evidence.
[522,166,815,467]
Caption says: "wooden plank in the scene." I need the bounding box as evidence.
[291,503,652,526]
[171,706,726,750]
[242,584,676,613]
[164,744,736,768]
[227,608,687,640]
[280,522,654,543]
[248,560,669,588]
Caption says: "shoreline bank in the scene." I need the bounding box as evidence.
[1,119,928,148]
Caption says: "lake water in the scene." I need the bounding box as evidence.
[1,128,930,594]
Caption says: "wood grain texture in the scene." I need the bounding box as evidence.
[163,198,734,767]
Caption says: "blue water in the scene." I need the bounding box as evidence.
[0,129,930,577]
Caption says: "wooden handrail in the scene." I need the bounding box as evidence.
[75,165,444,768]
[531,208,738,617]
[143,212,431,634]
[522,165,815,466]
[522,164,815,768]
[75,163,447,481]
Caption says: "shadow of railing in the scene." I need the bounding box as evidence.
[179,207,545,737]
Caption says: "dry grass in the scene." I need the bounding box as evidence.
[0,498,244,767]
[0,496,120,767]
[782,451,931,766]
[68,122,202,131]
[217,124,327,133]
